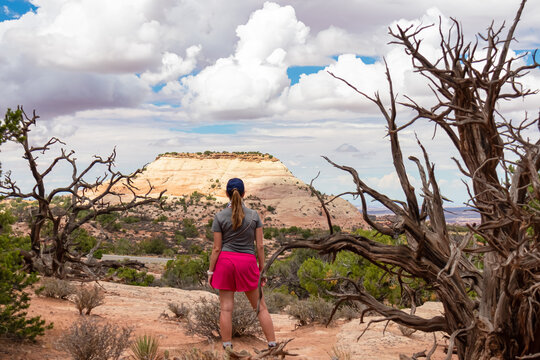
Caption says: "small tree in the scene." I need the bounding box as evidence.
[0,107,164,278]
[0,208,52,341]
[263,1,539,359]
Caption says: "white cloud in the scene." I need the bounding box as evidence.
[141,45,201,86]
[0,0,538,207]
[180,2,308,119]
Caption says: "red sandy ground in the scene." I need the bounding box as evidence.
[0,281,456,360]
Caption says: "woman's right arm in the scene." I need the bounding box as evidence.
[208,232,222,284]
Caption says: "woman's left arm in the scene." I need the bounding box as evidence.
[208,232,222,284]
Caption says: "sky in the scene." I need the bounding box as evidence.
[0,0,539,209]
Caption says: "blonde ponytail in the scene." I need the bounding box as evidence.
[231,189,244,230]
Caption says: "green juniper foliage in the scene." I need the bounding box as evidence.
[0,208,52,341]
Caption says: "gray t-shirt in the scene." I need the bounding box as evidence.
[212,205,263,255]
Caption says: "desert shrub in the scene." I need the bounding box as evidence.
[297,257,334,298]
[0,208,52,341]
[107,267,154,286]
[176,348,220,360]
[70,228,102,259]
[286,296,336,326]
[59,317,132,360]
[297,249,417,305]
[96,213,121,231]
[187,243,203,255]
[189,191,203,204]
[181,218,198,238]
[266,248,319,298]
[110,237,137,255]
[130,334,163,360]
[153,214,168,223]
[186,295,261,340]
[336,303,361,321]
[174,231,186,245]
[204,219,213,241]
[72,284,105,315]
[36,277,76,299]
[161,253,208,289]
[138,237,167,255]
[163,248,175,258]
[122,216,141,224]
[167,302,190,320]
[264,289,296,314]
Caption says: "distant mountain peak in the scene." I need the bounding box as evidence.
[335,143,359,152]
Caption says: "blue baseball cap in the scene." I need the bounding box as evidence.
[226,178,245,197]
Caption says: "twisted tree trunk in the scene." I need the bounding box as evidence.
[259,1,539,359]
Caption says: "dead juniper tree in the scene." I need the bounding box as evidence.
[260,1,539,359]
[0,107,164,278]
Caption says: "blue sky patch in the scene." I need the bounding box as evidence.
[171,124,241,135]
[151,83,166,93]
[331,55,378,64]
[151,101,180,108]
[286,55,379,85]
[0,0,37,21]
[514,50,539,66]
[287,66,325,85]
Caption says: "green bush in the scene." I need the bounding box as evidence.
[267,248,319,298]
[181,218,199,238]
[70,228,102,258]
[107,267,154,286]
[0,208,52,341]
[264,226,314,240]
[153,214,168,223]
[161,253,209,289]
[286,296,336,326]
[264,288,297,314]
[96,213,122,231]
[138,237,167,255]
[205,219,213,241]
[297,257,334,298]
[122,216,141,224]
[174,231,186,245]
[110,238,136,255]
[297,250,404,302]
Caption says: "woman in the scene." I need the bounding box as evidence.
[208,178,276,350]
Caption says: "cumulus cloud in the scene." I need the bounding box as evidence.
[180,2,308,119]
[141,45,201,86]
[0,0,538,206]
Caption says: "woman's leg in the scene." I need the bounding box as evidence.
[244,288,276,343]
[219,290,235,343]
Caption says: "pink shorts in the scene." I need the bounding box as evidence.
[211,251,260,292]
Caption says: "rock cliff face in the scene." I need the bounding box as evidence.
[128,152,367,230]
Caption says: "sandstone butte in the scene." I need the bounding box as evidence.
[115,152,368,230]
